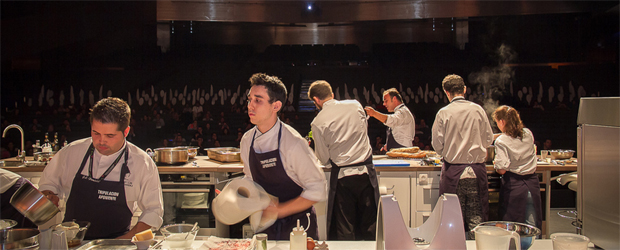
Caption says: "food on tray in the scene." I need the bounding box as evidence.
[386,151,427,159]
[388,147,420,153]
[134,229,154,241]
[202,236,254,250]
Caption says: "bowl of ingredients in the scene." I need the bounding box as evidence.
[51,221,90,248]
[160,223,200,249]
[0,219,18,241]
[475,221,541,250]
[549,150,575,160]
[0,228,40,250]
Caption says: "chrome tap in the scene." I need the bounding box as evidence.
[2,124,25,162]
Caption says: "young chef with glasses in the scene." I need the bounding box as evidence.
[241,73,327,240]
[39,97,163,240]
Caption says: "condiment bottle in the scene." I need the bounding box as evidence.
[290,219,306,250]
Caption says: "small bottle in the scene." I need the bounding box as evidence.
[53,132,60,151]
[42,133,52,153]
[34,140,41,154]
[63,140,68,148]
[290,219,307,250]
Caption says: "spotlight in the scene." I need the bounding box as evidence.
[307,4,312,10]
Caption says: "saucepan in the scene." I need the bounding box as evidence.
[174,146,199,159]
[146,147,190,165]
[9,181,60,226]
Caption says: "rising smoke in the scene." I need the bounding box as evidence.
[468,44,517,123]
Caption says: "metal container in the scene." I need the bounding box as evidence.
[147,147,189,165]
[475,221,541,250]
[175,146,199,159]
[0,228,40,250]
[76,239,157,250]
[0,220,17,241]
[33,151,55,162]
[9,181,60,226]
[206,147,241,162]
[485,145,496,163]
[549,149,575,159]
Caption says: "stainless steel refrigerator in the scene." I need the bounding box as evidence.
[577,97,620,249]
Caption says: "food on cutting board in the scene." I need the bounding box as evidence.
[134,229,154,241]
[386,151,427,159]
[388,147,420,153]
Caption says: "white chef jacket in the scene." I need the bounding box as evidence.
[494,128,538,175]
[0,168,22,193]
[39,138,164,229]
[384,104,415,148]
[431,96,494,164]
[311,99,372,179]
[241,119,328,203]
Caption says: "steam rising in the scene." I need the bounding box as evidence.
[468,44,517,120]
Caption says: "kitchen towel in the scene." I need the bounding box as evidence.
[211,178,277,232]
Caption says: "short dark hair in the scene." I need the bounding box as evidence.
[383,88,403,103]
[442,74,466,94]
[90,97,131,132]
[249,73,287,105]
[308,80,333,101]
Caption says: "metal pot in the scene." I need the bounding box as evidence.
[9,182,60,226]
[146,147,189,165]
[549,149,575,160]
[485,145,496,163]
[174,146,199,159]
[0,220,17,241]
[0,229,40,249]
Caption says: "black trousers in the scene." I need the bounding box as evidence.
[329,174,377,240]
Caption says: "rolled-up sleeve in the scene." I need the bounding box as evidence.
[286,141,328,202]
[493,140,511,171]
[136,159,164,229]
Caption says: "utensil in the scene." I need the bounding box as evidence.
[475,221,541,250]
[9,181,60,225]
[0,228,40,250]
[473,225,521,250]
[185,222,198,239]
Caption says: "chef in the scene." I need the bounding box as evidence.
[431,74,493,239]
[365,88,415,151]
[308,80,379,240]
[39,97,163,240]
[241,73,327,240]
[0,168,38,228]
[492,105,542,229]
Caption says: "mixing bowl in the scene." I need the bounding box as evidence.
[549,149,575,159]
[51,221,90,248]
[0,220,18,241]
[0,228,40,250]
[160,223,199,249]
[475,221,541,250]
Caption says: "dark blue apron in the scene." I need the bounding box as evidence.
[385,127,405,151]
[326,156,379,240]
[248,124,318,240]
[499,171,542,229]
[64,143,132,240]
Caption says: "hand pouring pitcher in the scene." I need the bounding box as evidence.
[473,225,521,250]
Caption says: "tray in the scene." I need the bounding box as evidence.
[206,147,241,162]
[76,239,158,249]
[373,160,411,167]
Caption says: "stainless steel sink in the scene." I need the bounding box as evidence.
[0,160,25,167]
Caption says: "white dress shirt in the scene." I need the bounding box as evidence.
[39,138,164,229]
[384,104,415,147]
[311,99,372,179]
[241,120,328,203]
[0,168,22,193]
[494,128,538,175]
[431,96,494,164]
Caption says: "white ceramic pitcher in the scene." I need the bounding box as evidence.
[473,225,521,250]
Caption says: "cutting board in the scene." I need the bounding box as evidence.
[373,160,410,167]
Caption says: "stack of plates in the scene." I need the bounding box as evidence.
[183,193,205,206]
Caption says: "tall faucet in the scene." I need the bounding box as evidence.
[2,124,25,162]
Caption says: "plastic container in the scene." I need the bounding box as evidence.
[160,223,199,249]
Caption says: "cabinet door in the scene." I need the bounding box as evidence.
[378,173,412,227]
[414,171,441,211]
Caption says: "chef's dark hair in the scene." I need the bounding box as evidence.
[442,74,465,95]
[89,97,131,132]
[492,105,524,139]
[249,73,288,107]
[383,88,403,103]
[308,80,333,101]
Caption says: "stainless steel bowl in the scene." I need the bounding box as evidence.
[0,228,40,249]
[0,220,18,241]
[475,221,541,250]
[9,181,60,225]
[175,146,199,159]
[147,147,189,165]
[549,149,575,159]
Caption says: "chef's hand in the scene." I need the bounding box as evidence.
[381,144,387,152]
[41,190,60,207]
[364,106,376,117]
[496,169,506,175]
[262,201,279,221]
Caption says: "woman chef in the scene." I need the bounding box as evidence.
[492,105,542,229]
